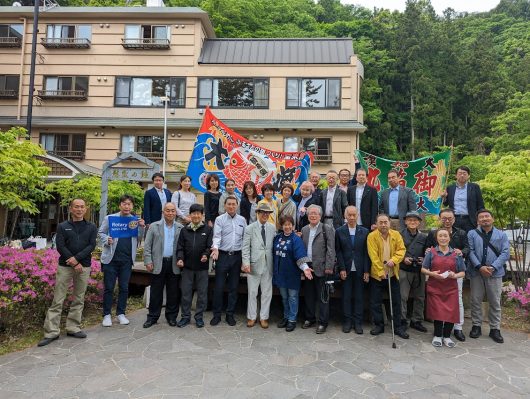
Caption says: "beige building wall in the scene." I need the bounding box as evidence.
[0,7,364,177]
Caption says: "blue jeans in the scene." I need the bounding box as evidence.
[279,287,299,322]
[103,260,132,316]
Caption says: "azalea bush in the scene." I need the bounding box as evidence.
[507,281,530,319]
[0,247,103,333]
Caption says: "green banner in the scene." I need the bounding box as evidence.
[355,150,452,214]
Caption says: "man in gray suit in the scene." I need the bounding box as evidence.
[242,202,276,328]
[142,203,184,328]
[301,204,336,334]
[98,195,144,327]
[379,169,417,230]
[319,170,348,229]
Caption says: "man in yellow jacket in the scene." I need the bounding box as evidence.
[367,214,409,339]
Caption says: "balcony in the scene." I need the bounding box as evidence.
[0,89,18,99]
[0,37,21,48]
[312,151,332,163]
[36,90,88,101]
[117,151,163,160]
[121,38,170,50]
[48,150,85,160]
[41,37,91,49]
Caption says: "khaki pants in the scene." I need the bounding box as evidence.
[399,269,425,322]
[247,271,273,321]
[43,265,90,338]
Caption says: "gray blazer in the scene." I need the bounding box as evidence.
[143,219,184,274]
[378,186,416,229]
[242,221,276,276]
[319,187,348,229]
[98,212,138,265]
[301,223,336,277]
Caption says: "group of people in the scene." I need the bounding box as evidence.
[38,165,510,350]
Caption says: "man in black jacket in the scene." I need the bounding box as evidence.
[347,168,378,230]
[38,199,97,347]
[399,212,427,333]
[176,204,213,328]
[425,208,469,342]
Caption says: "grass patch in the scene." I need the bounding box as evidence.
[0,295,145,356]
[502,301,530,333]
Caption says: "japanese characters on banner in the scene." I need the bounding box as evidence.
[355,149,451,214]
[187,108,313,195]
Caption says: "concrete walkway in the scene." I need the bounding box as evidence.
[0,310,528,398]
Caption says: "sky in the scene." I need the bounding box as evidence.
[342,0,501,14]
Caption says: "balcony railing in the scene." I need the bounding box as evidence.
[0,89,18,99]
[36,90,88,100]
[312,151,332,163]
[117,151,163,160]
[41,37,91,49]
[48,150,85,160]
[0,37,21,47]
[121,38,170,50]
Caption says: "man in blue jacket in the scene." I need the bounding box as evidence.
[467,209,510,343]
[335,206,370,334]
[143,173,172,227]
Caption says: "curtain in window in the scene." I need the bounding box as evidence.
[131,78,152,106]
[121,135,135,153]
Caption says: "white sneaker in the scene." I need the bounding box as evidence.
[117,314,130,325]
[432,336,442,347]
[102,314,112,327]
[443,337,456,348]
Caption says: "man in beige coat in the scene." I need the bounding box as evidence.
[242,202,276,328]
[143,202,184,328]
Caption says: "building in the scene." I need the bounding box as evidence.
[0,4,365,235]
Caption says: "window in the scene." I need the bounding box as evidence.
[284,137,331,163]
[0,75,19,98]
[44,76,89,94]
[121,135,164,159]
[115,77,185,108]
[286,78,340,108]
[0,24,23,46]
[46,24,91,40]
[39,133,86,159]
[198,78,269,108]
[123,25,170,48]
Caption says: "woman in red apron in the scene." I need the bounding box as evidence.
[422,228,466,348]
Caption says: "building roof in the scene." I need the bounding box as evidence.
[0,6,216,37]
[0,116,366,131]
[198,38,354,64]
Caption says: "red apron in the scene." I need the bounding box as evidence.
[426,249,459,323]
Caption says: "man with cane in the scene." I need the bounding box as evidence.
[367,214,409,341]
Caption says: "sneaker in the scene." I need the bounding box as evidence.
[102,314,112,327]
[443,337,456,348]
[432,336,442,347]
[117,314,129,325]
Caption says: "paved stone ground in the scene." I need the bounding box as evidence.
[0,310,529,399]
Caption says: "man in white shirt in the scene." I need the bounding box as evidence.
[211,195,247,326]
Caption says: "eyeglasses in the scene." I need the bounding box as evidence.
[440,217,454,221]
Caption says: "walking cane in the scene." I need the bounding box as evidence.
[384,261,397,349]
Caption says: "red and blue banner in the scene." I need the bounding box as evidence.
[356,149,451,214]
[187,108,313,195]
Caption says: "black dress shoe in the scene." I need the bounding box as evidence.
[225,314,236,326]
[316,325,327,334]
[143,320,156,329]
[395,329,409,339]
[370,326,384,335]
[489,329,504,343]
[469,325,482,339]
[277,318,288,328]
[210,316,221,326]
[409,321,428,333]
[67,331,87,338]
[37,336,59,347]
[167,319,177,327]
[196,319,204,328]
[454,330,466,342]
[285,321,296,332]
[354,325,364,335]
[302,320,316,329]
[177,318,190,328]
[342,323,352,333]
